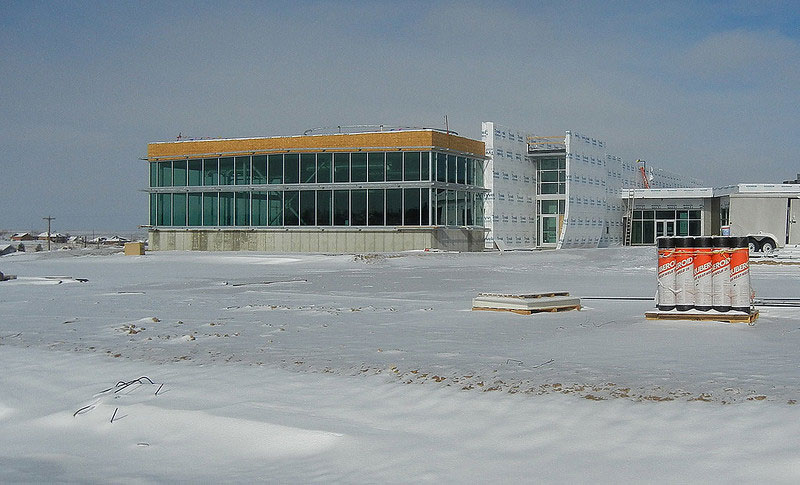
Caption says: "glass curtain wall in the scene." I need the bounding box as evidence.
[631,209,702,244]
[537,157,566,195]
[149,151,482,228]
[536,156,567,246]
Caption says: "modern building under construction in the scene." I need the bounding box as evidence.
[482,121,799,250]
[145,123,798,252]
[145,128,487,252]
[481,121,701,249]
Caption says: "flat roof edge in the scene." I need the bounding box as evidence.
[147,130,485,160]
[148,129,469,145]
[623,184,800,199]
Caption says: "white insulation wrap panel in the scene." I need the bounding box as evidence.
[481,122,537,249]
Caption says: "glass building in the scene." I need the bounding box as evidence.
[146,129,487,252]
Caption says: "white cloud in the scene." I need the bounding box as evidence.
[679,29,800,87]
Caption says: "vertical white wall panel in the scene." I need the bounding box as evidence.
[482,122,537,249]
[561,131,701,248]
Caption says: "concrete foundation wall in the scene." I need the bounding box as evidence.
[149,228,485,253]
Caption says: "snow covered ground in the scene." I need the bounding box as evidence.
[1,247,799,482]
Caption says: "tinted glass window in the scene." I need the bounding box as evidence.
[173,161,187,186]
[300,190,315,225]
[420,188,429,225]
[188,159,203,186]
[351,153,367,182]
[219,192,234,225]
[252,156,267,184]
[172,193,186,225]
[386,152,402,181]
[284,154,299,184]
[188,193,202,226]
[219,158,234,185]
[158,193,171,225]
[403,188,420,225]
[334,190,349,225]
[203,193,218,225]
[368,152,385,182]
[351,190,367,225]
[386,189,402,225]
[457,157,466,184]
[436,153,446,182]
[403,152,420,181]
[252,191,268,225]
[334,153,349,182]
[235,192,249,225]
[268,155,283,184]
[235,156,250,185]
[158,161,172,187]
[447,155,456,183]
[317,190,332,226]
[301,154,316,183]
[203,159,218,186]
[283,190,299,225]
[368,189,384,225]
[268,191,282,226]
[317,153,332,183]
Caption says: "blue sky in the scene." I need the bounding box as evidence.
[1,1,798,231]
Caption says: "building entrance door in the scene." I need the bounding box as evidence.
[789,198,799,245]
[655,220,675,238]
[540,215,559,246]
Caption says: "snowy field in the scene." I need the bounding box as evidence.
[1,247,800,482]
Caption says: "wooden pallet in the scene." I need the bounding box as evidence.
[645,310,759,324]
[473,304,581,315]
[477,291,570,299]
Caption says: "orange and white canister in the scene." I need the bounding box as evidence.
[730,236,751,313]
[674,237,695,311]
[693,237,714,312]
[656,237,676,311]
[711,236,732,312]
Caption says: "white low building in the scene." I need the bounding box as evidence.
[626,184,800,249]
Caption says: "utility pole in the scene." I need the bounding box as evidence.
[43,216,55,251]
